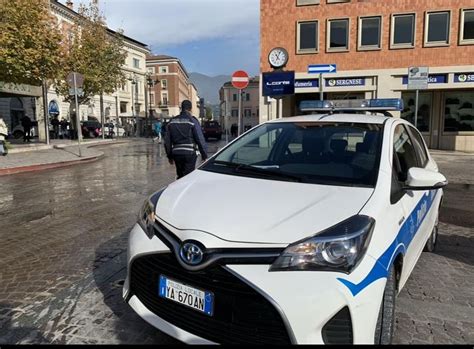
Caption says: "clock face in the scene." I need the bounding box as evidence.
[268,48,288,68]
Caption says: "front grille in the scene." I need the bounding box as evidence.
[322,306,353,344]
[130,253,292,344]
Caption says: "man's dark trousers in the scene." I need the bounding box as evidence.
[173,153,197,179]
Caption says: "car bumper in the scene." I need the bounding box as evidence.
[123,223,386,344]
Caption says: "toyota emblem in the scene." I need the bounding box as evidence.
[179,242,204,266]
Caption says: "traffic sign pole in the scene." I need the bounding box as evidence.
[415,89,419,129]
[320,73,323,101]
[238,90,242,135]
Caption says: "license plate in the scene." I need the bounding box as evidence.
[158,275,214,316]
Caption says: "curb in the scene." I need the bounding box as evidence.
[0,153,104,176]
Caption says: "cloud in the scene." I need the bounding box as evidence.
[94,0,259,48]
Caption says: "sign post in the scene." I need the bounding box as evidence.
[67,72,84,157]
[308,64,337,101]
[232,70,250,136]
[408,67,429,129]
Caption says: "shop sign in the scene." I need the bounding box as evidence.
[262,71,295,97]
[454,73,474,83]
[325,77,366,87]
[0,81,42,97]
[402,74,447,85]
[48,100,60,117]
[295,79,319,88]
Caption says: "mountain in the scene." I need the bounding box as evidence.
[189,72,231,105]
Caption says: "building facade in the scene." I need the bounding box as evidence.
[219,77,260,134]
[260,0,474,151]
[146,55,200,118]
[0,0,150,141]
[50,0,149,130]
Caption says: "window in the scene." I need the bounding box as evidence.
[425,11,450,46]
[135,104,141,113]
[401,92,432,133]
[328,18,349,51]
[203,122,383,187]
[393,125,418,182]
[231,109,239,117]
[359,16,381,50]
[159,66,169,74]
[161,79,168,89]
[120,102,127,113]
[407,126,429,167]
[133,58,140,69]
[246,93,250,101]
[460,9,474,44]
[161,92,168,106]
[244,109,252,117]
[391,14,415,48]
[233,94,238,102]
[297,0,319,6]
[444,91,474,132]
[297,20,318,53]
[134,82,139,95]
[147,67,155,74]
[327,0,350,3]
[150,92,155,106]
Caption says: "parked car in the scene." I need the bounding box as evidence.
[11,121,38,139]
[103,122,125,138]
[202,121,222,141]
[81,120,102,138]
[123,99,448,344]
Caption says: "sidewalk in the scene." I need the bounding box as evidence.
[0,139,127,176]
[430,150,474,185]
[7,138,119,154]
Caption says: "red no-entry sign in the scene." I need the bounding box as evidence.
[232,70,250,90]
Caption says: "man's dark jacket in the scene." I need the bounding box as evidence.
[164,112,208,160]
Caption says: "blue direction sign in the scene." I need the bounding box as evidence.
[308,64,337,74]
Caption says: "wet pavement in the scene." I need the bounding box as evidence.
[0,140,472,344]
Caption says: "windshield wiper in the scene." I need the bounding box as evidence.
[213,160,302,182]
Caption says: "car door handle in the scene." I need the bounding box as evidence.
[398,216,405,226]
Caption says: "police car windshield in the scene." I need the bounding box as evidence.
[202,122,383,187]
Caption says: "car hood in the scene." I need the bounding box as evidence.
[156,170,374,245]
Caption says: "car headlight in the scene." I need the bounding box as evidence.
[270,215,375,274]
[138,188,167,239]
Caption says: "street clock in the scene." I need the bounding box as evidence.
[268,47,289,69]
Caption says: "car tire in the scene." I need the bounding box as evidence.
[423,213,439,253]
[13,131,23,139]
[374,264,397,345]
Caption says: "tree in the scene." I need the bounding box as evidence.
[55,2,127,117]
[0,0,62,85]
[205,105,213,120]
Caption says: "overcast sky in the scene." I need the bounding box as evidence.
[69,0,260,77]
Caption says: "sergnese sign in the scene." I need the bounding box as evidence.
[325,77,366,87]
[0,81,42,97]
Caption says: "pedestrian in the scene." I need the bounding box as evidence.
[231,124,238,138]
[153,118,162,143]
[165,100,208,179]
[0,116,8,156]
[60,118,68,139]
[21,115,32,143]
[51,116,60,139]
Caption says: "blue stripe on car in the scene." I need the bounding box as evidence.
[337,190,438,297]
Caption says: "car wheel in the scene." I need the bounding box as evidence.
[423,213,439,253]
[374,264,396,345]
[13,130,23,139]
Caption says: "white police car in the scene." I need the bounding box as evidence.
[123,99,447,344]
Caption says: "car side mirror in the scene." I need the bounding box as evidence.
[403,167,448,191]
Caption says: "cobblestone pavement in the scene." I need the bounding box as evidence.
[0,141,472,344]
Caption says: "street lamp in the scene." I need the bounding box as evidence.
[146,74,159,137]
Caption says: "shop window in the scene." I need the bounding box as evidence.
[401,92,432,132]
[359,16,382,50]
[327,19,349,51]
[460,9,474,44]
[425,11,450,46]
[444,91,474,132]
[297,20,319,53]
[391,14,416,48]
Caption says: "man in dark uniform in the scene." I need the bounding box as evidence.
[21,115,32,143]
[165,100,208,179]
